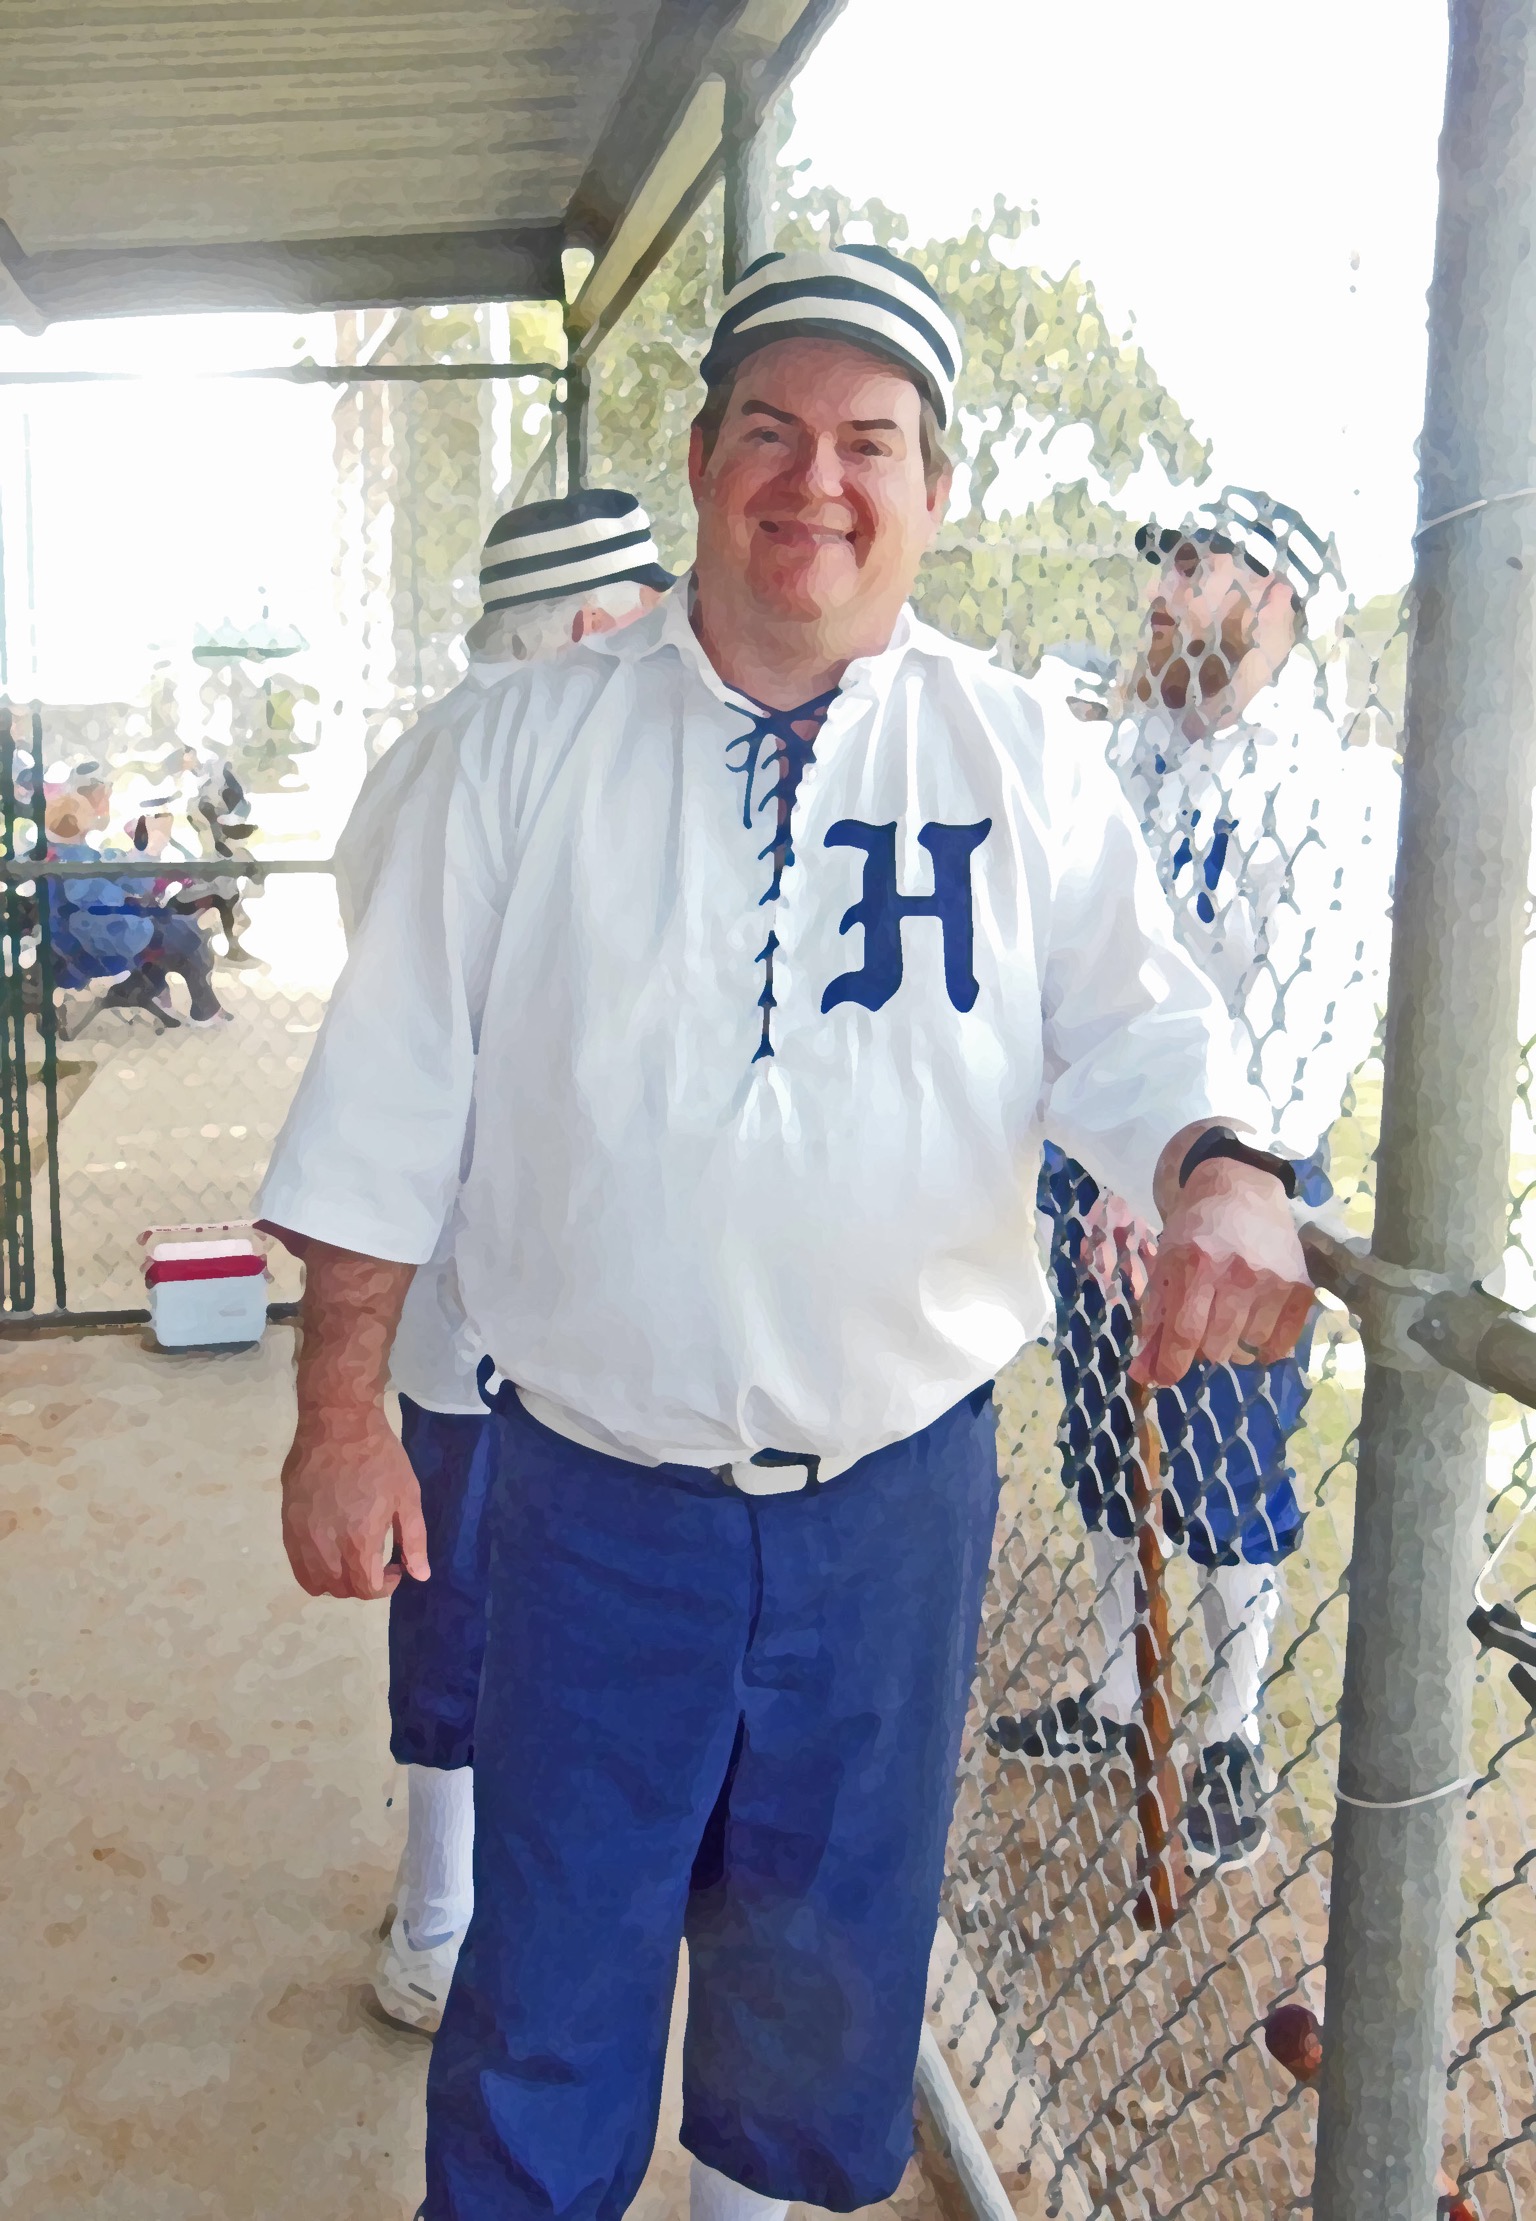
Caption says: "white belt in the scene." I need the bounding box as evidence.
[492,1377,827,1494]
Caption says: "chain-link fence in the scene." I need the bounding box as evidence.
[913,579,1380,2216]
[2,861,340,1318]
[918,584,1536,2218]
[0,699,343,1320]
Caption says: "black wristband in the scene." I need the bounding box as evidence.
[1178,1125,1299,1199]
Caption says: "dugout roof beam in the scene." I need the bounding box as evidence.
[0,0,841,331]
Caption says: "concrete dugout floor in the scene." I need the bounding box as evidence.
[0,1328,943,2220]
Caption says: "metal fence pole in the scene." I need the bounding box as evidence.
[1312,6,1536,2217]
[0,703,36,1312]
[562,351,590,494]
[28,706,64,1310]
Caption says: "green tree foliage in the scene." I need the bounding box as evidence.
[588,153,1210,674]
[919,481,1147,673]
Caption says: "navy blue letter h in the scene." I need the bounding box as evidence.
[821,817,992,1014]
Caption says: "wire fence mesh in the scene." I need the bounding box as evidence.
[4,852,341,1316]
[920,574,1536,2218]
[935,1195,1363,2217]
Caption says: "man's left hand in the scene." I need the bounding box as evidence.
[1130,1154,1312,1387]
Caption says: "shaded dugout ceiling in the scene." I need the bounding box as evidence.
[0,0,841,337]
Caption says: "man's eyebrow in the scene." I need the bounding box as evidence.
[735,402,903,434]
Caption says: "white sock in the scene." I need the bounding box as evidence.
[1198,1563,1280,1748]
[394,1763,475,1948]
[1088,1527,1141,1725]
[688,2157,791,2221]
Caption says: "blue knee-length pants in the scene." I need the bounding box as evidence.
[421,1381,1002,2218]
[389,1397,495,1770]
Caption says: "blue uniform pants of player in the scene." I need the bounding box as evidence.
[388,1397,495,1770]
[421,1382,1002,2218]
[1038,1143,1322,1568]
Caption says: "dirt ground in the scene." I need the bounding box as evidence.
[0,1327,947,2221]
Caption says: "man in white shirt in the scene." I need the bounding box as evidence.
[257,246,1312,2221]
[335,491,672,2034]
[1011,494,1397,1867]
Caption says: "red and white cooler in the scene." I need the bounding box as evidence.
[141,1225,270,1349]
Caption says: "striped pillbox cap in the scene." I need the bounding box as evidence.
[700,243,963,428]
[1135,487,1343,608]
[479,489,674,615]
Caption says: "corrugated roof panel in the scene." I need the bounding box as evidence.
[0,0,846,324]
[0,1,659,250]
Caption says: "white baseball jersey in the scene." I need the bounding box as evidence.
[258,587,1260,1478]
[330,652,522,1416]
[1094,654,1399,1160]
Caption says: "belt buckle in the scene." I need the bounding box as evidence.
[721,1451,821,1498]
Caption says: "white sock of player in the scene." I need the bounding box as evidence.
[688,2157,791,2221]
[1198,1563,1280,1749]
[395,1763,475,1948]
[1087,1526,1140,1726]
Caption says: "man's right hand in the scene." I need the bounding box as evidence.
[263,1228,426,1601]
[280,1402,430,1600]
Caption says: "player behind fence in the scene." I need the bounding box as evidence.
[257,245,1312,2221]
[328,489,672,2033]
[1002,493,1398,1868]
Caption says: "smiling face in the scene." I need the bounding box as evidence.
[689,335,949,666]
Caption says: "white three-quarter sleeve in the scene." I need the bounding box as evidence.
[1038,738,1264,1221]
[256,707,509,1263]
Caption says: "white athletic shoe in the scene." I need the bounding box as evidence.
[371,1913,464,2034]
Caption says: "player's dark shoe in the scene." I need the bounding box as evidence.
[99,973,180,1025]
[988,1694,1132,1765]
[1185,1736,1269,1870]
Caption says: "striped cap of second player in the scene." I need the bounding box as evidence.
[1136,486,1344,607]
[478,489,674,615]
[700,243,963,428]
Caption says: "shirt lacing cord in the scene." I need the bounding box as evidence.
[722,687,840,1062]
